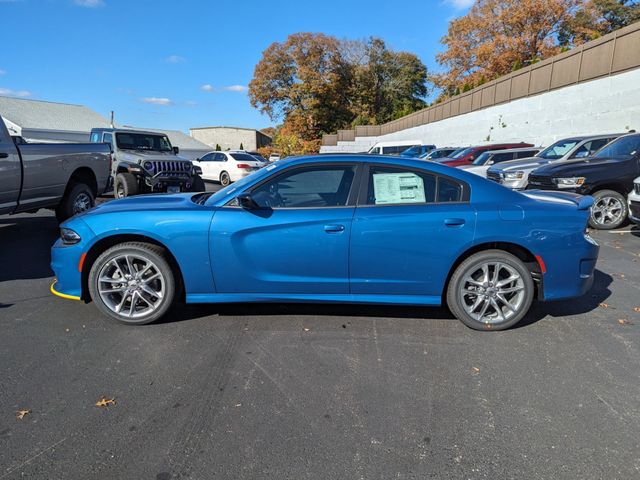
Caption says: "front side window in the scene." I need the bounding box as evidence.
[572,138,610,158]
[594,135,640,158]
[103,133,113,147]
[90,132,100,143]
[472,152,492,165]
[200,153,214,162]
[251,165,356,208]
[449,147,474,159]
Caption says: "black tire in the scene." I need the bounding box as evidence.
[219,171,231,186]
[55,182,95,222]
[114,172,139,198]
[88,242,176,325]
[588,189,628,230]
[446,250,534,331]
[189,175,206,192]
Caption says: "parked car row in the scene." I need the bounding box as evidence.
[380,132,639,230]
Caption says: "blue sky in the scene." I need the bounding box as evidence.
[0,0,472,132]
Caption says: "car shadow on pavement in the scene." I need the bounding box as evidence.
[0,215,59,282]
[515,269,613,328]
[161,269,613,328]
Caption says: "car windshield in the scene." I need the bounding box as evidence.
[206,163,278,205]
[448,147,474,160]
[537,139,580,159]
[594,135,640,158]
[401,145,423,156]
[472,152,493,165]
[116,132,173,152]
[230,153,259,162]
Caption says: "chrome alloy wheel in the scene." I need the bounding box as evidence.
[72,192,93,214]
[97,254,165,319]
[459,262,526,324]
[591,196,624,227]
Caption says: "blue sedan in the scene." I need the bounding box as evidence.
[50,155,599,330]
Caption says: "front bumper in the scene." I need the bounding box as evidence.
[50,220,93,300]
[629,198,640,224]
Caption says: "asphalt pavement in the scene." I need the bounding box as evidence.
[1,190,640,479]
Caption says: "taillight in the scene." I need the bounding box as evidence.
[236,163,250,169]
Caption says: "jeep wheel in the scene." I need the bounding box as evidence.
[589,190,628,230]
[219,171,231,186]
[114,172,139,198]
[189,175,206,192]
[55,182,95,222]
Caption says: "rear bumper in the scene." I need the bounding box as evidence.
[539,235,599,301]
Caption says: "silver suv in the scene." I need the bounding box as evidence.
[91,128,204,198]
[486,134,622,190]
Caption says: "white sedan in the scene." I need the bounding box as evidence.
[194,151,263,186]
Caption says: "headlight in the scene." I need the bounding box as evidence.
[60,228,81,245]
[502,171,525,180]
[553,177,585,188]
[143,161,153,171]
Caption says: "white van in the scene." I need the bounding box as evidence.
[367,140,424,155]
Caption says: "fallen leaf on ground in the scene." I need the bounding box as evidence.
[472,367,480,373]
[95,397,116,407]
[65,328,70,332]
[235,403,242,407]
[599,303,609,308]
[16,409,31,420]
[303,328,310,332]
[634,307,640,313]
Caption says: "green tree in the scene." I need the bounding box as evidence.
[559,0,640,45]
[215,144,221,151]
[239,142,244,150]
[349,38,429,125]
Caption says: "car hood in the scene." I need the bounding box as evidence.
[117,151,191,163]
[489,156,547,173]
[532,155,627,176]
[86,193,204,216]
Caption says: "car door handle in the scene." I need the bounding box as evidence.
[0,152,8,159]
[324,224,345,233]
[444,218,466,227]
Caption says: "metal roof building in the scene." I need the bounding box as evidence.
[0,96,111,143]
[0,96,212,159]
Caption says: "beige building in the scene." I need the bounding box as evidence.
[189,126,272,151]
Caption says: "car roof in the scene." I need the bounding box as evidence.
[483,147,542,154]
[92,127,167,136]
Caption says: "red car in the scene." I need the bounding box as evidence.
[438,143,534,167]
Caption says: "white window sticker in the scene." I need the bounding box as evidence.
[372,173,426,205]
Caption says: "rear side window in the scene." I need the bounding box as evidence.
[366,166,465,205]
[515,150,537,159]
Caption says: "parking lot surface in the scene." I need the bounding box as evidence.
[1,193,640,479]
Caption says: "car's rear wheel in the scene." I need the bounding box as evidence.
[219,171,231,186]
[55,182,95,222]
[447,250,534,331]
[88,242,175,325]
[589,190,628,230]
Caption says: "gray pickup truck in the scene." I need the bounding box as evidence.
[0,117,111,222]
[90,128,204,198]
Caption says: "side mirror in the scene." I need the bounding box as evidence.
[237,193,258,210]
[574,151,589,158]
[173,146,180,155]
[193,165,202,175]
[487,160,494,165]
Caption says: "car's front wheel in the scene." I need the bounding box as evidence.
[88,242,175,325]
[447,250,534,331]
[589,189,628,230]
